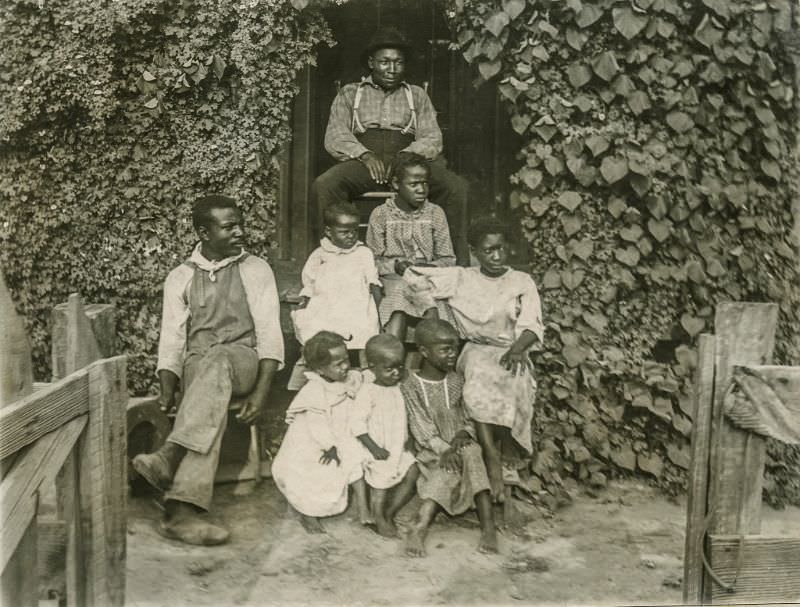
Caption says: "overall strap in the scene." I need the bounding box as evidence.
[400,82,417,135]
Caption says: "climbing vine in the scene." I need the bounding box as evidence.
[0,0,333,391]
[446,0,800,502]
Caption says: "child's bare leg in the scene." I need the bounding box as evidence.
[351,478,373,525]
[475,489,499,554]
[384,311,408,341]
[404,499,438,557]
[386,463,419,521]
[475,422,503,502]
[370,488,397,538]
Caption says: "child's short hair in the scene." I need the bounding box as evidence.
[467,215,512,248]
[323,201,360,228]
[365,334,404,364]
[414,319,459,348]
[303,331,347,370]
[392,152,431,182]
[192,195,238,231]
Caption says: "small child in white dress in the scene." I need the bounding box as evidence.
[292,201,381,365]
[351,334,419,537]
[272,331,370,534]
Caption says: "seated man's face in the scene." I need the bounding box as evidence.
[200,207,245,260]
[368,47,406,90]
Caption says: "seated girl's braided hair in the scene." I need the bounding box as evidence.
[303,331,348,371]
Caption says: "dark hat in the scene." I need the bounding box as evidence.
[361,26,413,67]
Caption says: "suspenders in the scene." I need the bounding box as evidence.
[350,79,418,135]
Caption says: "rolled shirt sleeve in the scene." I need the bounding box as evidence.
[239,256,285,369]
[156,265,193,380]
[515,275,545,344]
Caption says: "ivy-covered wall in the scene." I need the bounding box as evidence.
[0,0,332,392]
[446,0,800,503]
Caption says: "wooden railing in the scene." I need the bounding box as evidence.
[683,302,800,604]
[1,290,126,606]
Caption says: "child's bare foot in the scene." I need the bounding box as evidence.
[403,522,428,557]
[374,516,398,538]
[300,514,325,534]
[478,526,499,554]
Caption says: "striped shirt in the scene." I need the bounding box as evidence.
[324,76,443,162]
[366,198,455,276]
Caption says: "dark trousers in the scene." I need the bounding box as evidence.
[311,131,469,263]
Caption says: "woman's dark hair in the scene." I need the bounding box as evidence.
[303,330,347,370]
[192,195,238,231]
[323,201,360,228]
[467,215,512,248]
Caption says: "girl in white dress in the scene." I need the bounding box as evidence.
[350,334,419,537]
[272,331,369,533]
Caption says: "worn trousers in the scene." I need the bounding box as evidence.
[165,344,258,510]
[311,153,469,263]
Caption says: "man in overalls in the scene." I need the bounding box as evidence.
[311,27,469,263]
[133,195,284,545]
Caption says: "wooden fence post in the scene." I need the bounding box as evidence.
[77,356,127,607]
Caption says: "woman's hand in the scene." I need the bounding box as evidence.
[320,446,341,466]
[499,348,530,376]
[439,448,462,473]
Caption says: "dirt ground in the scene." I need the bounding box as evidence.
[125,477,800,607]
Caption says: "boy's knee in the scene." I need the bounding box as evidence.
[200,346,234,373]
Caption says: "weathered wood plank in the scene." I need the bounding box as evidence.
[709,535,800,604]
[0,515,38,607]
[78,355,127,607]
[57,449,86,606]
[0,369,89,460]
[289,65,314,260]
[0,270,33,408]
[709,303,778,538]
[683,333,716,605]
[0,415,86,572]
[51,297,114,381]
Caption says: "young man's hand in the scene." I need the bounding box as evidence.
[295,295,311,310]
[369,444,390,460]
[157,369,180,414]
[357,434,390,460]
[439,448,462,473]
[394,259,413,276]
[320,446,341,466]
[157,390,178,415]
[499,348,530,376]
[236,387,268,425]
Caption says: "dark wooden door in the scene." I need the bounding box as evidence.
[281,0,520,260]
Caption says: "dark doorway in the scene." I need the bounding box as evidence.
[280,0,520,260]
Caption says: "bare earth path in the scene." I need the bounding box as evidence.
[126,478,799,606]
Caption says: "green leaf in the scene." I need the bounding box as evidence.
[143,97,159,109]
[543,270,561,289]
[528,197,550,216]
[685,260,706,283]
[573,95,593,112]
[585,135,610,157]
[502,0,525,20]
[615,246,640,266]
[561,270,586,291]
[485,11,510,37]
[701,0,729,19]
[561,214,583,237]
[511,114,530,134]
[600,156,628,183]
[570,238,594,261]
[575,4,603,28]
[607,197,627,218]
[760,159,781,180]
[142,70,156,82]
[612,7,649,40]
[591,51,620,82]
[694,13,723,48]
[620,225,644,242]
[566,27,588,51]
[647,218,672,242]
[630,174,651,197]
[567,62,592,88]
[290,0,309,9]
[558,191,582,211]
[666,111,694,133]
[582,311,607,332]
[680,313,705,337]
[544,156,564,176]
[478,59,502,80]
[520,167,543,191]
